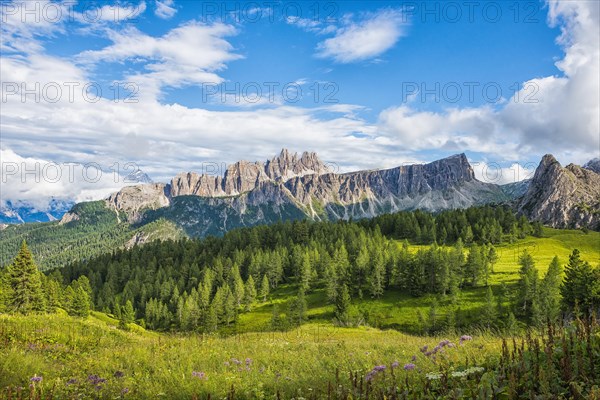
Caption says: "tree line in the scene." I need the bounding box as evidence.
[0,206,597,334]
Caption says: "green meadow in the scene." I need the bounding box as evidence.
[1,227,598,398]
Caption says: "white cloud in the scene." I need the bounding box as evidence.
[377,0,599,166]
[1,0,598,210]
[0,148,127,209]
[88,2,147,22]
[315,9,407,63]
[154,0,176,19]
[471,161,537,185]
[77,22,241,100]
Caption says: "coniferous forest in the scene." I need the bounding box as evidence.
[1,206,599,398]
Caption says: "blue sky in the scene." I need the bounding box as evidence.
[0,0,599,207]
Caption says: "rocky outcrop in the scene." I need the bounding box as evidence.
[517,155,600,229]
[103,151,512,234]
[584,158,600,174]
[168,149,330,198]
[106,183,171,223]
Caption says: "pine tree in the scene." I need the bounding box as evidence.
[368,249,385,298]
[288,289,307,326]
[71,286,91,317]
[516,250,538,320]
[5,241,45,314]
[243,276,257,311]
[119,300,135,329]
[259,274,270,302]
[561,249,597,316]
[335,283,351,322]
[299,252,313,291]
[270,304,283,331]
[540,256,562,323]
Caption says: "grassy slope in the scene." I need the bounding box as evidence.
[235,227,599,333]
[0,313,502,399]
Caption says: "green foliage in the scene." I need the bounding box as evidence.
[2,312,598,399]
[561,249,599,316]
[3,241,45,313]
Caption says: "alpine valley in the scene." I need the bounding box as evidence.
[1,150,598,270]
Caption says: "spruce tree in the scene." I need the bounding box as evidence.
[540,256,562,323]
[5,241,45,314]
[516,250,538,320]
[120,300,135,329]
[71,286,91,317]
[259,274,270,302]
[335,283,351,323]
[243,276,257,311]
[481,286,497,329]
[561,249,597,316]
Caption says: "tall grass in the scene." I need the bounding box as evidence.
[1,313,598,399]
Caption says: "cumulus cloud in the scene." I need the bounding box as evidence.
[0,148,127,209]
[378,0,599,166]
[315,9,407,63]
[77,22,241,100]
[1,0,598,210]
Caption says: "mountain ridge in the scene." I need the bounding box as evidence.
[93,151,510,229]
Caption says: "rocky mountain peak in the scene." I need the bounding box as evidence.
[265,149,329,181]
[517,155,600,229]
[583,158,600,174]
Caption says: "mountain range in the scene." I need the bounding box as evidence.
[1,150,598,269]
[90,150,512,237]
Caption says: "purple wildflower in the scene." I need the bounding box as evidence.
[403,363,416,371]
[411,355,417,362]
[30,376,42,383]
[191,371,207,380]
[87,375,106,385]
[420,345,428,353]
[245,358,252,366]
[223,361,230,367]
[121,388,130,395]
[66,379,78,385]
[231,358,242,365]
[459,335,473,345]
[391,361,400,369]
[114,371,125,379]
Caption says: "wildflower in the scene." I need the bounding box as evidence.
[245,358,252,366]
[30,376,42,383]
[87,375,106,385]
[121,388,130,395]
[459,335,473,345]
[223,361,230,367]
[114,371,125,379]
[411,355,417,362]
[191,371,207,380]
[66,379,78,385]
[391,361,400,369]
[403,363,416,371]
[420,345,428,353]
[231,358,242,365]
[425,372,442,380]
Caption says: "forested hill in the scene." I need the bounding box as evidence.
[56,206,551,332]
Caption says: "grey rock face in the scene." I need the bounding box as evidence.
[583,158,600,174]
[517,155,600,229]
[106,183,171,223]
[168,149,330,198]
[104,151,511,234]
